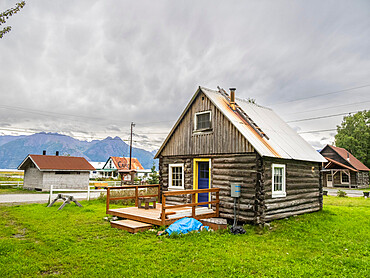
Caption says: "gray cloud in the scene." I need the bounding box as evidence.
[0,0,369,151]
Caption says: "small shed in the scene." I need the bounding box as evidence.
[320,145,369,188]
[155,86,327,224]
[18,153,95,191]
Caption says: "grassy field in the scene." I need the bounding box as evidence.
[0,197,369,277]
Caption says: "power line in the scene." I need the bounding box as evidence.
[282,100,370,116]
[298,128,337,134]
[271,84,370,106]
[286,111,360,123]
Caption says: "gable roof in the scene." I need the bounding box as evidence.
[322,145,369,171]
[324,156,357,172]
[18,155,95,171]
[155,86,326,163]
[103,157,144,170]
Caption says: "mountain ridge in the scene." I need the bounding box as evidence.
[0,133,157,169]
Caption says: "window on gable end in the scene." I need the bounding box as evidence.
[194,111,212,131]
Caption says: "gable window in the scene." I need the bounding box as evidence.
[272,164,286,198]
[341,171,349,184]
[169,163,184,189]
[194,111,211,131]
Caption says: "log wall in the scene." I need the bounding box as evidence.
[159,153,257,221]
[263,158,322,221]
[159,154,323,224]
[212,154,257,222]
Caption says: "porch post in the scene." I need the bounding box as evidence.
[348,170,351,189]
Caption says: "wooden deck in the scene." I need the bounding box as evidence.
[105,185,220,226]
[107,204,216,226]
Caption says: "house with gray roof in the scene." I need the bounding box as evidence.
[155,86,326,224]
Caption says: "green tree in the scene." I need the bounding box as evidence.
[147,164,159,184]
[0,1,26,39]
[335,110,369,167]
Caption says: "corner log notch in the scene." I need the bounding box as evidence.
[254,153,266,225]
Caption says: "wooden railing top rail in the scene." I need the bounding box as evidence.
[106,184,159,190]
[163,199,219,210]
[109,194,158,201]
[163,188,220,196]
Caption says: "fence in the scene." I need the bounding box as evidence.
[0,181,23,188]
[48,184,107,204]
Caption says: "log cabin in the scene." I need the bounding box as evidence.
[154,86,327,224]
[320,144,369,188]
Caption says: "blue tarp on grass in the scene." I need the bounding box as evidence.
[165,217,208,236]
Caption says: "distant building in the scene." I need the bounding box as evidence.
[320,145,369,188]
[89,162,106,179]
[102,156,144,180]
[18,153,95,191]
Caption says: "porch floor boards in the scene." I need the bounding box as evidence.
[107,203,217,226]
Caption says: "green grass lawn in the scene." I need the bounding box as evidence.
[0,197,369,277]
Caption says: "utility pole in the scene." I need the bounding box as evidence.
[129,122,135,170]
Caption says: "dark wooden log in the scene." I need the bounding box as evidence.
[266,197,320,211]
[265,206,321,221]
[220,213,254,222]
[265,191,320,204]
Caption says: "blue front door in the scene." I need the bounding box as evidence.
[198,162,209,207]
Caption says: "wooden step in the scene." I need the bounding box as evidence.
[110,219,152,233]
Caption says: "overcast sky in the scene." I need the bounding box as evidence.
[0,0,369,151]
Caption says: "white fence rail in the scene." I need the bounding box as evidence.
[0,181,23,188]
[49,184,106,204]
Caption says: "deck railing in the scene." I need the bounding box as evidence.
[161,188,220,224]
[106,184,160,212]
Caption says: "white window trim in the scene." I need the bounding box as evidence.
[168,163,185,190]
[272,164,286,198]
[194,111,212,132]
[341,171,349,184]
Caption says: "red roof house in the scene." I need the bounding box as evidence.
[320,145,369,188]
[18,153,95,191]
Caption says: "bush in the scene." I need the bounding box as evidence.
[337,190,347,198]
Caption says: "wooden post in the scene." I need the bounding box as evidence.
[106,187,110,213]
[216,190,220,217]
[157,184,160,202]
[161,193,166,225]
[191,193,196,218]
[87,184,90,201]
[348,170,351,189]
[135,185,139,207]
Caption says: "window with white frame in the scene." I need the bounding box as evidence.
[272,164,286,198]
[169,164,184,189]
[341,171,349,184]
[194,111,211,131]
